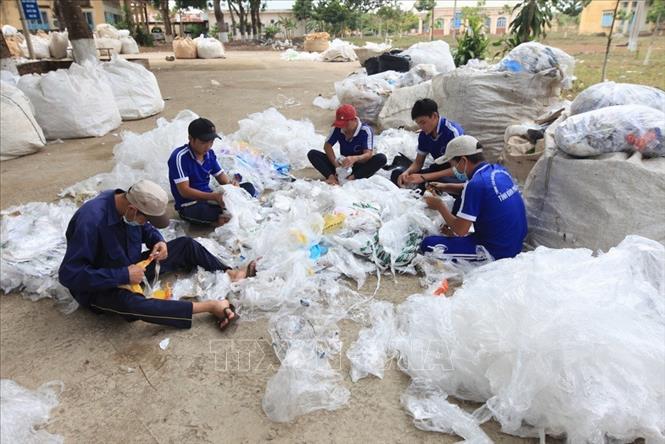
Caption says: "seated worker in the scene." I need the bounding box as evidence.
[391,98,465,190]
[307,104,386,185]
[58,180,257,331]
[168,117,256,226]
[421,136,527,261]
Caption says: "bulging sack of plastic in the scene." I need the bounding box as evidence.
[98,56,164,120]
[23,31,50,59]
[498,42,575,89]
[194,36,225,59]
[321,39,357,62]
[173,36,197,59]
[396,63,438,88]
[401,41,455,75]
[393,236,665,442]
[117,29,130,38]
[335,74,394,125]
[95,37,122,55]
[120,36,139,54]
[0,379,64,444]
[95,23,120,40]
[554,105,665,157]
[262,342,350,423]
[48,31,69,59]
[378,80,432,131]
[347,301,396,382]
[17,63,122,139]
[1,81,46,161]
[432,67,563,162]
[570,81,665,115]
[5,35,25,57]
[2,25,19,36]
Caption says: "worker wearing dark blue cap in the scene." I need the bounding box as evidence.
[168,117,256,226]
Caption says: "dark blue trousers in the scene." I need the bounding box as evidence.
[85,237,229,329]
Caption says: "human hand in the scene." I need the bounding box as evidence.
[440,225,456,237]
[397,171,408,187]
[128,264,145,285]
[150,241,168,262]
[404,173,425,184]
[341,156,355,168]
[424,195,443,209]
[215,191,225,206]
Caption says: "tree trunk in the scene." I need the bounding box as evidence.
[601,0,620,81]
[59,0,97,63]
[0,32,18,75]
[122,0,134,29]
[160,0,173,42]
[53,0,67,31]
[214,0,227,33]
[228,0,238,38]
[237,0,247,40]
[142,0,150,33]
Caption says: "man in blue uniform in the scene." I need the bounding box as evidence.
[58,180,256,330]
[307,104,386,185]
[391,99,465,190]
[421,136,527,261]
[168,117,256,226]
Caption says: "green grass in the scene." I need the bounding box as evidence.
[348,31,665,96]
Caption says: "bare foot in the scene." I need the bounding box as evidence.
[325,175,339,186]
[210,300,236,330]
[226,260,257,282]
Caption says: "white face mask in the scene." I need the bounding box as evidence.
[123,208,142,227]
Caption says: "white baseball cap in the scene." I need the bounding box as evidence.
[126,180,169,228]
[434,135,483,165]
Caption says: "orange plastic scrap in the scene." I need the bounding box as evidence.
[433,279,449,296]
[152,283,172,300]
[118,257,154,295]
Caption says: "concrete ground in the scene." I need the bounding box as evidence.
[0,51,536,443]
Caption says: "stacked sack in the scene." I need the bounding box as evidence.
[524,82,665,251]
[194,36,225,59]
[432,42,574,162]
[1,80,46,161]
[173,36,197,59]
[95,24,139,55]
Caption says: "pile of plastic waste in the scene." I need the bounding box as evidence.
[0,379,63,443]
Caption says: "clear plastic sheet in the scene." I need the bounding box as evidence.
[0,379,64,444]
[312,94,340,110]
[334,74,395,125]
[570,81,665,115]
[392,236,665,442]
[280,48,323,62]
[554,104,665,157]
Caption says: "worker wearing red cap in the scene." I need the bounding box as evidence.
[307,104,387,185]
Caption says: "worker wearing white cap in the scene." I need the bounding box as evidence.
[422,136,527,260]
[59,179,256,331]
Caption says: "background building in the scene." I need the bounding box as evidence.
[578,0,649,35]
[0,0,123,32]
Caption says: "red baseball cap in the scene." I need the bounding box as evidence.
[333,104,357,128]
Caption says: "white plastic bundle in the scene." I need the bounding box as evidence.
[378,80,433,131]
[347,301,396,382]
[0,379,64,444]
[554,104,665,157]
[499,41,575,89]
[0,201,78,313]
[230,107,324,169]
[95,23,120,40]
[48,31,69,59]
[334,74,394,125]
[280,48,322,62]
[17,63,122,139]
[401,40,455,75]
[117,29,130,38]
[20,32,50,59]
[392,235,665,442]
[570,81,665,115]
[321,38,357,62]
[120,36,139,54]
[396,63,438,88]
[312,94,340,110]
[2,25,19,36]
[98,55,164,120]
[95,37,122,54]
[374,128,419,164]
[1,81,46,161]
[194,36,225,58]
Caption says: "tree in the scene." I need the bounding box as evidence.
[555,0,591,16]
[58,0,97,63]
[276,16,297,40]
[454,6,489,66]
[504,0,556,49]
[293,0,315,21]
[313,0,359,36]
[212,0,228,34]
[150,0,173,41]
[344,0,391,13]
[415,0,436,40]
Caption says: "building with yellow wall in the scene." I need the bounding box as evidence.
[578,0,649,35]
[1,0,123,33]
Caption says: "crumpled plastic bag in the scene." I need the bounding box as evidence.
[280,48,322,62]
[312,94,340,110]
[401,41,455,75]
[570,81,665,115]
[0,379,64,444]
[554,105,665,157]
[335,73,394,125]
[498,42,575,89]
[321,39,357,62]
[392,235,665,442]
[347,300,396,382]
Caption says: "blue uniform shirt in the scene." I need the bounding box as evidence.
[58,189,164,306]
[326,118,374,157]
[417,117,464,160]
[168,144,223,210]
[457,163,527,259]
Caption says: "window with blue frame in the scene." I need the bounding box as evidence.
[28,10,49,31]
[601,10,614,27]
[453,12,462,29]
[83,11,94,30]
[496,16,507,29]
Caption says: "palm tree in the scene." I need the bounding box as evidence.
[57,0,97,63]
